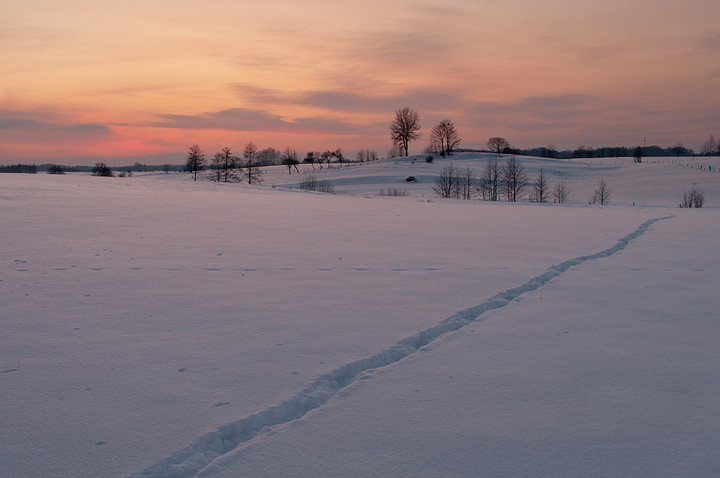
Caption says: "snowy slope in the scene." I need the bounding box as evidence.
[199,214,720,478]
[264,153,720,208]
[2,155,719,477]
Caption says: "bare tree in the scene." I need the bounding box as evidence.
[592,178,611,205]
[487,137,510,156]
[388,144,404,158]
[479,158,501,201]
[670,142,685,157]
[551,181,572,203]
[458,166,477,200]
[215,146,237,182]
[633,146,643,163]
[530,169,549,203]
[282,147,300,174]
[243,142,258,164]
[502,156,528,202]
[186,144,205,181]
[357,149,378,162]
[208,153,224,182]
[433,165,458,198]
[91,162,113,177]
[320,150,333,168]
[390,107,421,157]
[257,147,281,166]
[243,142,264,185]
[699,134,717,156]
[429,119,461,156]
[303,151,318,170]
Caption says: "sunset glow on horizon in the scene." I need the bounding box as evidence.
[2,0,719,165]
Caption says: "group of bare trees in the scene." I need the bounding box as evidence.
[428,120,462,157]
[186,143,265,184]
[432,165,477,199]
[187,143,359,182]
[434,156,574,204]
[301,149,347,171]
[390,107,462,157]
[356,149,379,162]
[477,156,529,202]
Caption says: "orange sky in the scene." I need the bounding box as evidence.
[2,0,719,165]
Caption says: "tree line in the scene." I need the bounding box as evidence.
[186,143,266,183]
[388,106,720,161]
[186,143,381,182]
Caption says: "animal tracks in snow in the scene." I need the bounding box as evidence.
[131,215,673,478]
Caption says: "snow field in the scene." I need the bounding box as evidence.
[195,213,720,478]
[2,154,719,477]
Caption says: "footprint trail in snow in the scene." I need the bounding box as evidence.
[132,215,673,478]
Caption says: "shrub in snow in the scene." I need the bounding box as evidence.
[299,173,335,193]
[91,163,113,177]
[680,187,704,208]
[378,188,408,197]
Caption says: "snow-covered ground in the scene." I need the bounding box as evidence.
[2,154,719,477]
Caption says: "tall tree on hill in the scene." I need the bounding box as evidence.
[487,137,510,156]
[186,144,205,181]
[429,119,461,156]
[390,107,421,157]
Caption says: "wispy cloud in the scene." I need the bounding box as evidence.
[0,111,111,136]
[465,94,601,125]
[144,108,368,135]
[703,31,720,51]
[231,84,465,115]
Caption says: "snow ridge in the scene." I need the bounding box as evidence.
[132,215,673,478]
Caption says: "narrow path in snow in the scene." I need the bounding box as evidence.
[132,215,674,478]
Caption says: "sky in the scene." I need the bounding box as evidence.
[2,0,719,165]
